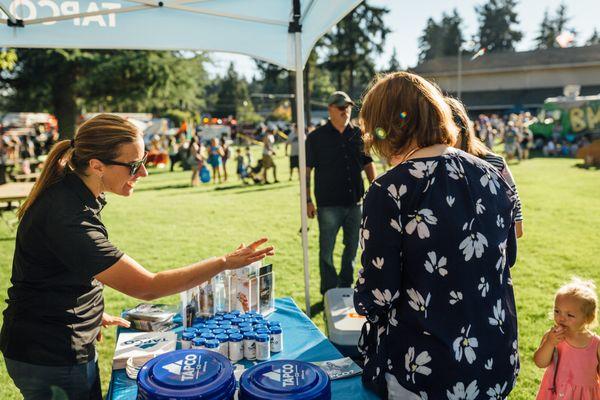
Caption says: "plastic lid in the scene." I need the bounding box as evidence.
[255,334,269,343]
[192,337,206,346]
[184,328,198,335]
[239,360,330,400]
[254,324,268,330]
[269,327,282,334]
[240,327,254,333]
[255,329,270,336]
[182,332,195,341]
[267,321,281,327]
[223,314,236,320]
[243,332,256,340]
[232,318,244,325]
[229,333,243,342]
[216,333,229,343]
[212,329,226,335]
[137,350,236,400]
[204,339,219,349]
[205,324,220,330]
[239,322,252,328]
[200,333,216,340]
[197,328,212,336]
[226,329,240,334]
[218,321,232,326]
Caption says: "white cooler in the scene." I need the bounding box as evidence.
[323,288,366,358]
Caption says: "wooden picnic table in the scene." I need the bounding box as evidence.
[0,182,34,203]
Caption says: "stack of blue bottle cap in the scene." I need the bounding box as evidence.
[238,360,331,400]
[136,349,236,400]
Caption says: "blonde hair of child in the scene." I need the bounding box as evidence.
[556,277,598,328]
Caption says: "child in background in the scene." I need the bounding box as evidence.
[534,277,600,399]
[235,148,248,184]
[208,137,223,184]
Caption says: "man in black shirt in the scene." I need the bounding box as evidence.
[306,91,376,295]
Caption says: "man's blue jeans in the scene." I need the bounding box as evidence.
[4,356,102,400]
[317,204,361,295]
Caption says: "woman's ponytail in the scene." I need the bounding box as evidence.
[17,140,73,219]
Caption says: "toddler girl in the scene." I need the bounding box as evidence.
[534,277,600,399]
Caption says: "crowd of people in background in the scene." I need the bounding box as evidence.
[473,111,593,161]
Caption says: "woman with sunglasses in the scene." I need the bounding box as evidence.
[0,114,274,400]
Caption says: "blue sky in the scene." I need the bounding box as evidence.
[205,0,598,79]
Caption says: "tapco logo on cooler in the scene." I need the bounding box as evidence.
[1,1,122,27]
[162,354,200,382]
[263,363,301,387]
[123,337,167,350]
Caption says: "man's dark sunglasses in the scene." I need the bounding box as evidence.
[99,152,148,176]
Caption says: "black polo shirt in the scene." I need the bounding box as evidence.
[306,121,373,207]
[0,173,123,366]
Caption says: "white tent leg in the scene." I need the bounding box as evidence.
[294,31,311,317]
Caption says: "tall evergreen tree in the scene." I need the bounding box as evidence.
[385,47,402,72]
[586,28,600,46]
[475,0,523,52]
[1,49,208,137]
[535,3,575,49]
[319,1,390,98]
[418,9,465,62]
[214,62,252,118]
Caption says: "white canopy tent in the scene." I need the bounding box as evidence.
[1,0,363,316]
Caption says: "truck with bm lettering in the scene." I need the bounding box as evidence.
[529,93,600,138]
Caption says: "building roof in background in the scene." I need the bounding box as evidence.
[412,44,600,75]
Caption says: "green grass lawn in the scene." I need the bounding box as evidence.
[0,146,599,399]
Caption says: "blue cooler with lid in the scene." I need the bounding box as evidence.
[136,349,236,400]
[238,360,330,400]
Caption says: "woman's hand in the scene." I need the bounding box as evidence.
[97,312,131,342]
[223,238,274,270]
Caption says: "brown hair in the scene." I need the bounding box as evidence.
[445,97,489,158]
[360,72,457,160]
[18,114,140,219]
[556,277,598,328]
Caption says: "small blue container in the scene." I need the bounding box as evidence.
[223,314,236,321]
[136,349,236,400]
[240,326,254,334]
[253,324,268,331]
[183,327,198,336]
[226,328,240,335]
[255,328,270,336]
[231,318,244,326]
[200,332,216,341]
[191,337,205,349]
[205,323,220,330]
[204,339,219,350]
[266,321,281,328]
[238,360,330,400]
[212,328,226,335]
[196,328,213,336]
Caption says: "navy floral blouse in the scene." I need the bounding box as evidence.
[354,149,519,399]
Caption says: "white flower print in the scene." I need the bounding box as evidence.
[404,347,432,384]
[459,232,489,261]
[407,289,431,318]
[385,373,428,400]
[446,380,480,400]
[452,325,479,364]
[449,291,463,305]
[480,170,501,195]
[424,251,448,276]
[390,216,403,233]
[486,382,508,400]
[387,358,393,370]
[478,277,489,297]
[446,195,455,207]
[495,239,507,284]
[488,299,506,334]
[446,158,465,180]
[409,161,438,191]
[372,257,384,269]
[485,358,493,370]
[406,209,438,239]
[388,308,398,327]
[357,268,365,285]
[359,217,370,250]
[510,340,519,367]
[459,219,488,261]
[387,183,407,210]
[372,288,400,308]
[475,198,486,215]
[496,214,504,228]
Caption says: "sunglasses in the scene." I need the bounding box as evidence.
[99,152,148,176]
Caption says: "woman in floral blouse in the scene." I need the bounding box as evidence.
[354,72,519,399]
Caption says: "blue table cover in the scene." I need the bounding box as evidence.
[107,297,378,399]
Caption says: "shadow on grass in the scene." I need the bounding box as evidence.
[135,183,194,192]
[310,300,324,316]
[0,236,15,241]
[573,163,599,171]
